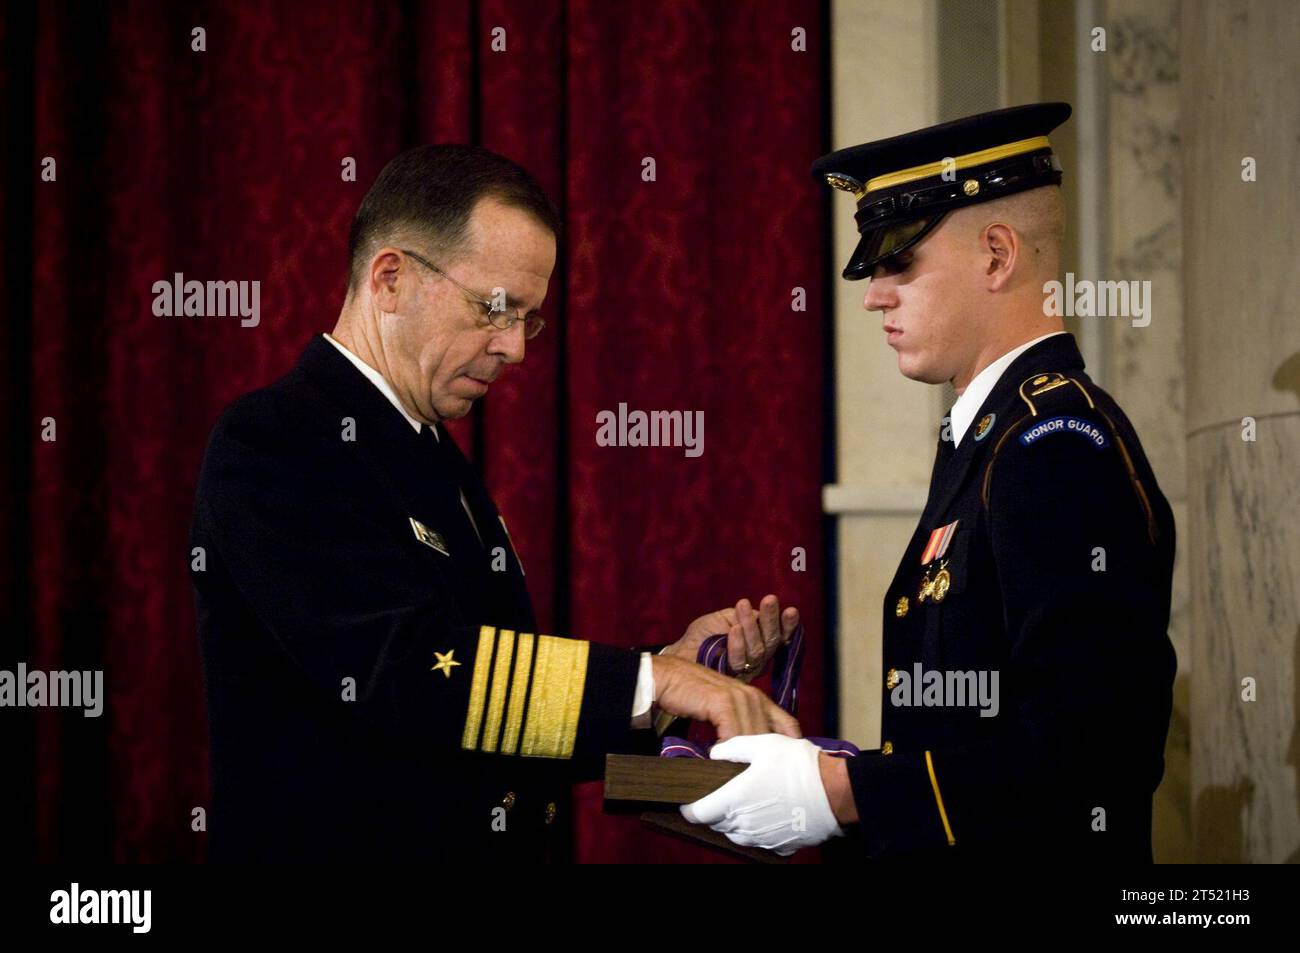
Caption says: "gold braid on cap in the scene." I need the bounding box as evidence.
[840,136,1054,200]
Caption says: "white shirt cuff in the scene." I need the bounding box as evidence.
[630,651,654,728]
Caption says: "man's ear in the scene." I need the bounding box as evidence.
[370,248,404,313]
[982,222,1019,292]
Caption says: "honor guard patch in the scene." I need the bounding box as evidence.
[1018,415,1109,450]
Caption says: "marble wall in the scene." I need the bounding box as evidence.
[1102,0,1192,863]
[1182,0,1300,864]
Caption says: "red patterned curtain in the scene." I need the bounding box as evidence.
[2,0,828,863]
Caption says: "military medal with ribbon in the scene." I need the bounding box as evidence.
[659,624,860,760]
[918,519,958,603]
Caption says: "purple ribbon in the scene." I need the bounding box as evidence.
[661,622,860,759]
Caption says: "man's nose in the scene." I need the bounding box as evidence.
[863,278,895,313]
[489,321,527,364]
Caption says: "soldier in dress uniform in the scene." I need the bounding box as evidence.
[681,104,1177,863]
[191,145,801,863]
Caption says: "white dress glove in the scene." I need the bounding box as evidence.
[679,734,844,856]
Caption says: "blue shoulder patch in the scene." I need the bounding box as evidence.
[1017,415,1110,450]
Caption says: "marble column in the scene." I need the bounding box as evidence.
[1182,0,1300,863]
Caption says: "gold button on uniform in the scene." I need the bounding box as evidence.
[501,791,516,811]
[886,668,901,690]
[881,741,894,756]
[895,596,910,618]
[544,802,557,825]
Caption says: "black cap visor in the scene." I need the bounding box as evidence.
[842,212,948,281]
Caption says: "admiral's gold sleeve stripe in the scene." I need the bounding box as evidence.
[461,628,587,758]
[925,750,957,846]
[461,626,498,750]
[519,636,589,759]
[499,632,535,755]
[479,630,516,753]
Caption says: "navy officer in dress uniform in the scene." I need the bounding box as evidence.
[681,104,1177,862]
[191,144,801,862]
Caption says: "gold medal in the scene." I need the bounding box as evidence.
[932,560,951,602]
[917,572,933,602]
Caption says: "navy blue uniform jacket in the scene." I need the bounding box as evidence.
[191,335,643,862]
[843,333,1177,863]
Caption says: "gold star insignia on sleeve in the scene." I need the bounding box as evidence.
[431,649,461,678]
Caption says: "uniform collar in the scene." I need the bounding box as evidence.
[915,331,1086,533]
[950,331,1068,447]
[322,332,428,436]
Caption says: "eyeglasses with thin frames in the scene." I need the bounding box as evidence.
[400,248,546,340]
